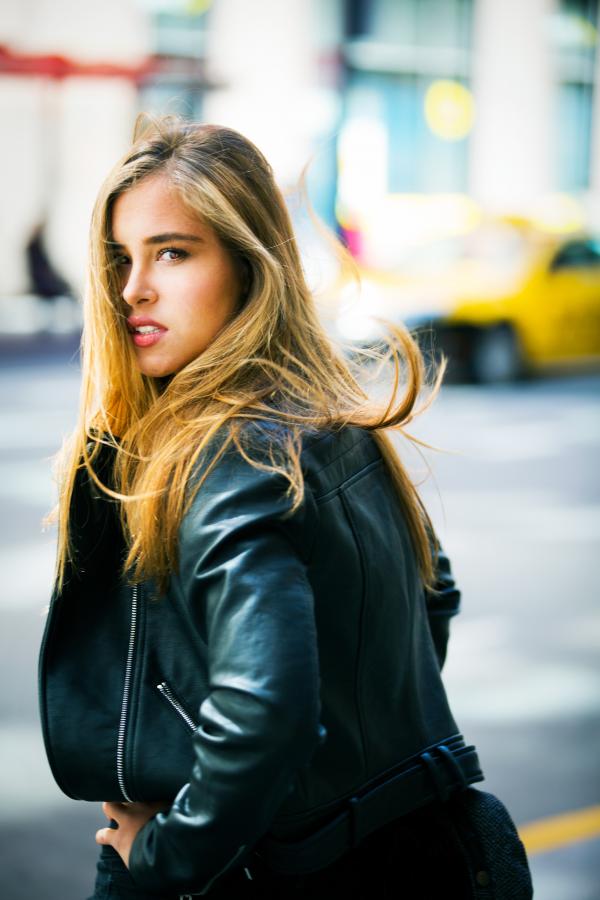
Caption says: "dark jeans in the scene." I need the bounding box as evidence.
[86,802,475,899]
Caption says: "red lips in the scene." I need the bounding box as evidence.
[126,316,167,332]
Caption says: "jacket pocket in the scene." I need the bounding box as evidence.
[155,680,199,733]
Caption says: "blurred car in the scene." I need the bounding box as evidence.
[331,218,600,383]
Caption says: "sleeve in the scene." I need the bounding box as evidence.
[128,455,323,895]
[424,537,461,670]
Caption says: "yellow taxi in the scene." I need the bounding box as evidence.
[331,217,600,382]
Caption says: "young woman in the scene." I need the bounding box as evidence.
[39,114,487,899]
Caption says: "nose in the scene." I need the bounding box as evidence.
[121,264,158,308]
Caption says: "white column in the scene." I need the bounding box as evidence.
[3,0,151,64]
[0,0,152,295]
[587,11,600,227]
[203,0,318,187]
[469,0,557,212]
[0,77,48,293]
[50,77,139,290]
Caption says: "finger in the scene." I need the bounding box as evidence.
[103,800,126,819]
[95,827,114,846]
[102,800,117,820]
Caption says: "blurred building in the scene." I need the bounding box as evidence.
[0,0,598,293]
[337,0,599,266]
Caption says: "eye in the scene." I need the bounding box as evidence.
[158,248,188,262]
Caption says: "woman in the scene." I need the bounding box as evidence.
[39,114,485,899]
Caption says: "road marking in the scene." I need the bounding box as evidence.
[519,805,600,855]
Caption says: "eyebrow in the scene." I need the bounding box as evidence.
[109,232,205,248]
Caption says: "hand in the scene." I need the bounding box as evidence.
[95,800,171,869]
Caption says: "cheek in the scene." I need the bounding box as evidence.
[194,264,241,313]
[179,282,239,330]
[163,258,241,329]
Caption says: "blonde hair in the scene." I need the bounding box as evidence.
[46,113,447,597]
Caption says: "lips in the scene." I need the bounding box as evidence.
[126,316,168,349]
[126,316,168,334]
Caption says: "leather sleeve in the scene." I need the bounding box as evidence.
[128,453,323,895]
[424,539,461,670]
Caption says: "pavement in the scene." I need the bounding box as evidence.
[0,294,82,365]
[0,296,599,898]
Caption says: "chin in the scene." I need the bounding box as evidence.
[137,350,200,379]
[138,361,177,379]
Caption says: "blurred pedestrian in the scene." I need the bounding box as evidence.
[38,115,531,899]
[26,220,73,301]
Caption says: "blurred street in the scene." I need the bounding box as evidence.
[0,348,598,899]
[406,369,600,899]
[2,1,600,897]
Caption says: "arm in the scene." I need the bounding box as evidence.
[424,538,461,670]
[128,456,323,895]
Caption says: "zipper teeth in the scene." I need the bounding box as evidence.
[156,681,198,732]
[117,583,138,802]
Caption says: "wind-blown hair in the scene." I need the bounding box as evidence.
[46,113,447,597]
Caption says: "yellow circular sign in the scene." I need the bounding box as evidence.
[185,0,212,14]
[424,80,475,141]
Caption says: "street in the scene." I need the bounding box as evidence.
[0,352,598,899]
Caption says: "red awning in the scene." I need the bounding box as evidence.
[0,44,157,81]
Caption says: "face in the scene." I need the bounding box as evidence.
[110,173,243,378]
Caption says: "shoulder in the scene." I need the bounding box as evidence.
[179,423,382,562]
[178,423,312,560]
[195,422,382,495]
[300,425,384,501]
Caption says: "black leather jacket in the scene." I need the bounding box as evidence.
[38,425,477,895]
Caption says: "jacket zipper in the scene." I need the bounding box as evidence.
[155,684,249,894]
[116,583,139,802]
[156,681,198,732]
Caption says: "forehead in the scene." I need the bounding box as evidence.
[111,174,202,240]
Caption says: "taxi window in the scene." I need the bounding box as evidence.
[550,240,600,271]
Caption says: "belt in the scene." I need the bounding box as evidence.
[254,734,484,876]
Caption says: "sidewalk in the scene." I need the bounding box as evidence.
[0,294,82,366]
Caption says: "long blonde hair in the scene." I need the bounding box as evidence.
[46,113,447,597]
